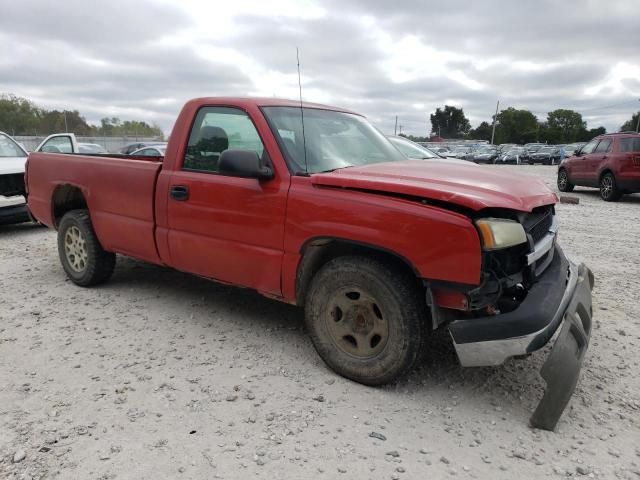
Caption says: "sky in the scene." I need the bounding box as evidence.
[1,0,639,136]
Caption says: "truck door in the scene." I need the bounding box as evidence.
[35,133,79,153]
[165,106,288,295]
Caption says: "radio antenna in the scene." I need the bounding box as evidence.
[296,47,309,175]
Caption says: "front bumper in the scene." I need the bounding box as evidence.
[448,247,594,430]
[0,202,30,225]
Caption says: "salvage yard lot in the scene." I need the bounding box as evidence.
[1,165,639,479]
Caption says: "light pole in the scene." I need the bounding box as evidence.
[636,99,639,133]
[490,100,499,145]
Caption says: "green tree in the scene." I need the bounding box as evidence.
[546,109,586,143]
[95,118,163,139]
[576,126,606,142]
[0,94,41,135]
[493,108,538,144]
[429,106,471,138]
[467,121,492,141]
[620,112,639,132]
[39,110,93,135]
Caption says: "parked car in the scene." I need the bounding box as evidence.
[451,146,473,159]
[0,132,30,225]
[529,146,562,165]
[1,132,80,225]
[560,142,586,160]
[524,143,546,153]
[496,147,527,165]
[498,143,517,153]
[35,133,79,153]
[131,145,167,157]
[79,143,108,154]
[387,136,443,159]
[26,96,594,430]
[119,141,167,155]
[472,147,499,164]
[557,132,640,201]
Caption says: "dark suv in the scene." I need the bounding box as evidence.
[557,133,640,201]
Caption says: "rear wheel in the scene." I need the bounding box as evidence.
[305,256,425,385]
[557,169,574,192]
[599,172,622,202]
[57,209,116,286]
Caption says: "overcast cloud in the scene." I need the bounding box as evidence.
[1,0,638,135]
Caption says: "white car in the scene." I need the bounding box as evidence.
[0,132,79,225]
[0,132,31,225]
[130,145,167,156]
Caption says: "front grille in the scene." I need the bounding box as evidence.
[522,206,553,244]
[0,173,25,197]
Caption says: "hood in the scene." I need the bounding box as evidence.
[311,160,557,212]
[0,156,27,176]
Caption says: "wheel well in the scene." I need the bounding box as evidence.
[295,238,421,306]
[599,169,614,182]
[52,185,87,227]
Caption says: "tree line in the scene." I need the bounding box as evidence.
[0,94,164,139]
[419,105,638,144]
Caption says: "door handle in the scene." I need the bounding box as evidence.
[170,185,189,201]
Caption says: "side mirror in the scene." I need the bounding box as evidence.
[574,149,582,157]
[218,149,274,180]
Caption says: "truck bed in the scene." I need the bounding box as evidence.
[27,152,163,263]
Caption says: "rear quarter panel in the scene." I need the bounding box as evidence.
[27,152,163,263]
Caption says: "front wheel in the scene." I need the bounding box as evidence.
[305,256,425,385]
[57,209,116,286]
[557,169,574,192]
[600,172,622,202]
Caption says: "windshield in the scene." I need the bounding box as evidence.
[0,133,27,158]
[387,136,439,159]
[262,107,405,174]
[539,147,555,153]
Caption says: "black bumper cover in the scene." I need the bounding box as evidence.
[448,247,594,430]
[0,203,30,225]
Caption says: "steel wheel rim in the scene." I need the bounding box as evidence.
[325,287,389,359]
[601,175,612,198]
[558,171,567,189]
[64,226,88,272]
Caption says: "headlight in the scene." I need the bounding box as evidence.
[475,218,527,250]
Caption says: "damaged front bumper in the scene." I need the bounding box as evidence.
[448,247,594,430]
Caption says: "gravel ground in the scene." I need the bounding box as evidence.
[1,165,639,480]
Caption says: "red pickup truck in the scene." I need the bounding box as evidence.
[26,97,594,429]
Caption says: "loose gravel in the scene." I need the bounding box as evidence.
[1,165,639,479]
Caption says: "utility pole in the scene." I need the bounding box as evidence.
[490,101,499,145]
[394,116,398,135]
[63,111,68,132]
[636,99,640,133]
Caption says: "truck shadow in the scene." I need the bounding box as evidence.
[0,221,47,235]
[108,256,546,416]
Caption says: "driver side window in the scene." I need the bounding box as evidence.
[183,107,264,173]
[580,139,599,155]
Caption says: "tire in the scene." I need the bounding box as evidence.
[304,256,426,385]
[599,172,622,202]
[557,169,574,192]
[57,209,116,286]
